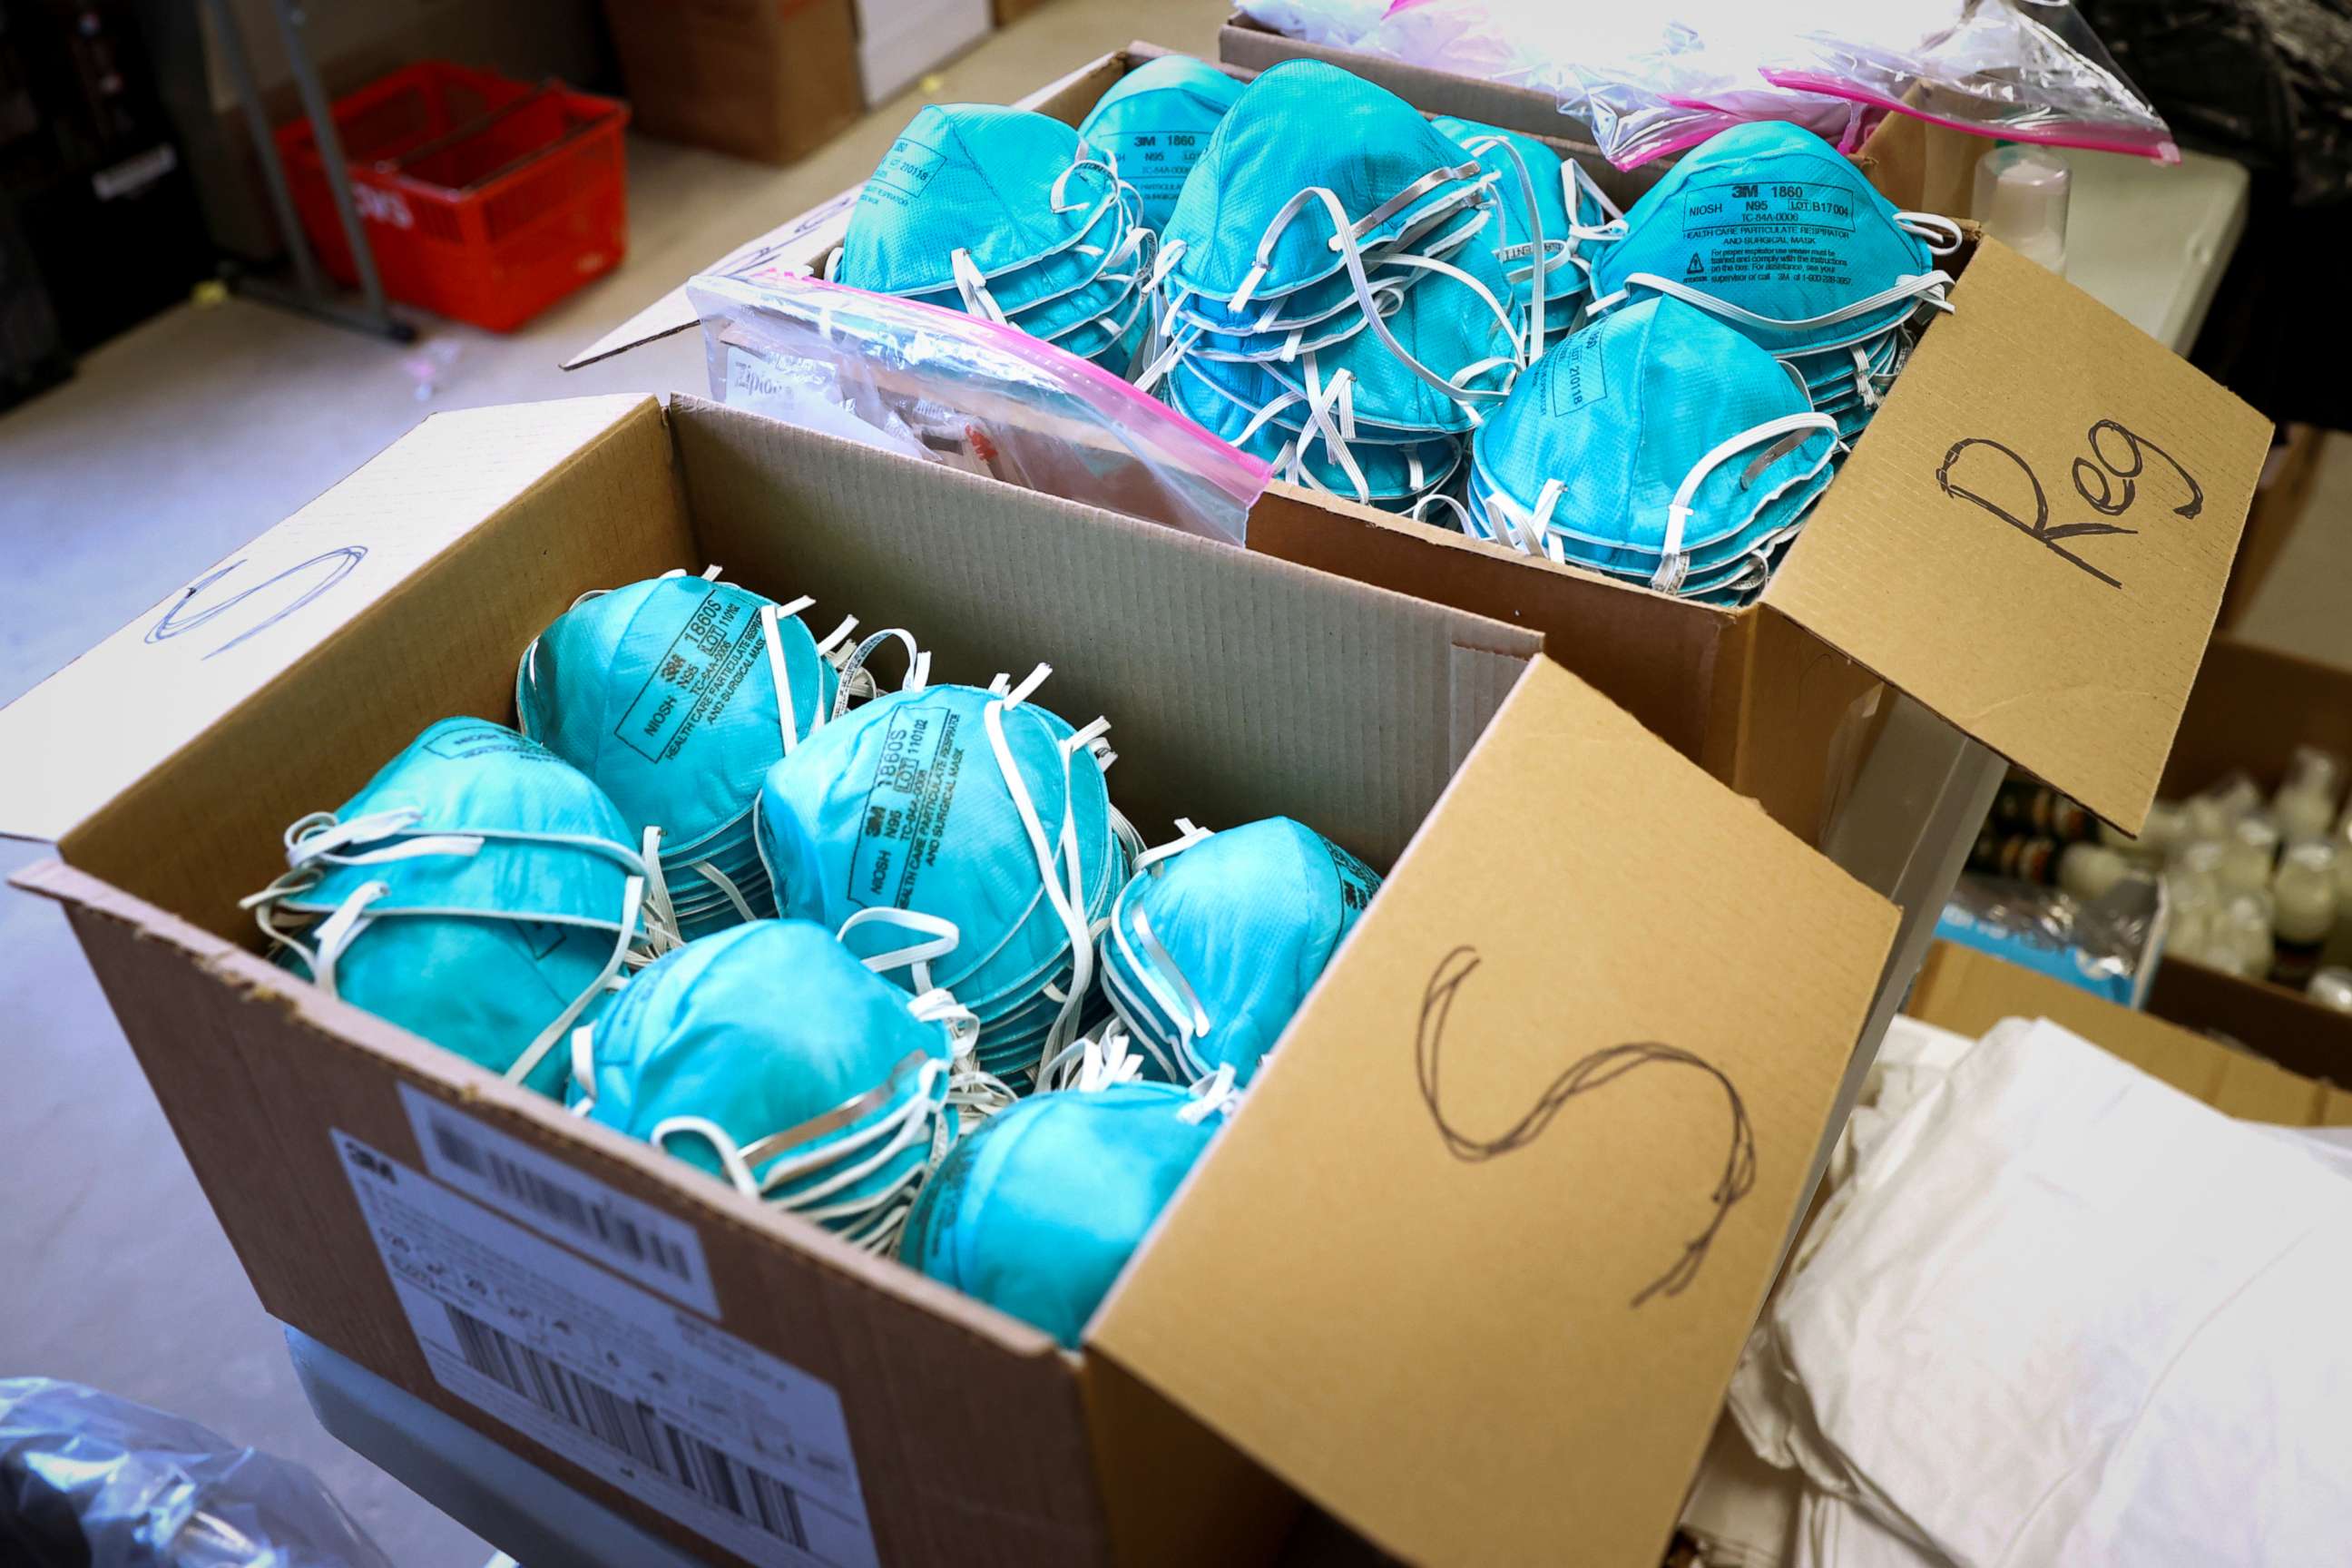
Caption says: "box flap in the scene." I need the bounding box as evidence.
[1762,240,2270,833]
[0,395,662,845]
[1090,657,1898,1568]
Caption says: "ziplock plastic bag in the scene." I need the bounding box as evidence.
[0,1378,393,1568]
[1764,0,2179,162]
[1246,0,2173,169]
[689,264,1268,547]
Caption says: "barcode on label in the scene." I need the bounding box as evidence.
[444,1304,815,1554]
[429,1117,693,1283]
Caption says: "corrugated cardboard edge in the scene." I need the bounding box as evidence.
[1909,941,2352,1125]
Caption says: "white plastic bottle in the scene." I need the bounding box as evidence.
[2059,842,2130,903]
[2271,841,2340,989]
[2222,892,2276,979]
[2309,967,2352,1015]
[1973,144,2071,275]
[2220,816,2280,897]
[2274,746,2344,845]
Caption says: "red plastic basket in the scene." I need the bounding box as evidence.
[275,62,630,332]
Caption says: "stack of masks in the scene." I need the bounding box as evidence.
[1431,115,1623,359]
[1145,60,1524,515]
[755,665,1137,1089]
[1465,296,1841,605]
[516,569,857,942]
[831,103,1155,374]
[1587,120,1958,451]
[242,718,655,1100]
[569,918,971,1251]
[1074,56,1244,233]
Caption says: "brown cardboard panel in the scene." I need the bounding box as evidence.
[2158,634,2352,799]
[0,395,670,852]
[665,397,1541,860]
[31,858,1114,1568]
[2146,957,2352,1088]
[2216,426,2321,632]
[1091,656,1897,1568]
[31,399,691,940]
[1764,239,2271,833]
[1908,942,2338,1122]
[603,0,864,165]
[1075,1356,1299,1568]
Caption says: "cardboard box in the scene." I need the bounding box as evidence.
[2215,423,2323,634]
[1910,939,2352,1123]
[573,44,2266,845]
[1214,13,1988,217]
[603,0,865,165]
[2,394,1906,1567]
[855,0,994,106]
[2144,635,2352,1082]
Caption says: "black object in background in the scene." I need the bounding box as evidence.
[0,0,209,356]
[2077,0,2352,428]
[0,189,67,408]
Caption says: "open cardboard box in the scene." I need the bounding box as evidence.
[1214,13,1990,218]
[2143,636,2352,1083]
[2,395,1905,1567]
[569,44,2269,1165]
[1910,938,2352,1125]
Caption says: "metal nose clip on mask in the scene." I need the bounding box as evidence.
[897,1076,1240,1347]
[1431,115,1624,358]
[241,718,653,1101]
[1085,817,1381,1089]
[566,919,967,1252]
[1075,56,1243,233]
[753,664,1139,1088]
[829,103,1156,373]
[1145,61,1524,515]
[1586,120,1961,362]
[1465,297,1840,605]
[516,568,875,945]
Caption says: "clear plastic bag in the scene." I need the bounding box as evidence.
[1764,1,2179,162]
[1244,0,2175,170]
[689,265,1268,547]
[0,1378,394,1568]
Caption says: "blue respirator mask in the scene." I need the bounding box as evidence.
[517,569,915,942]
[1587,121,1959,360]
[1466,296,1840,603]
[897,1076,1238,1347]
[753,664,1138,1087]
[831,103,1154,372]
[568,918,989,1251]
[1075,57,1243,233]
[1087,817,1380,1088]
[1146,61,1524,514]
[243,718,653,1099]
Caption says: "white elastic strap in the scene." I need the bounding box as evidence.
[637,828,685,954]
[568,1024,600,1110]
[1296,185,1518,409]
[840,906,962,994]
[1464,133,1548,360]
[1226,162,1480,312]
[1132,906,1213,1064]
[1654,412,1838,593]
[948,249,1012,324]
[833,627,930,719]
[504,872,645,1090]
[1618,269,1954,337]
[759,604,802,758]
[308,879,391,995]
[687,858,760,926]
[983,684,1095,1077]
[1179,1064,1242,1124]
[1898,211,1965,256]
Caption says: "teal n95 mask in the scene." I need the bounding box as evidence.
[1466,296,1840,601]
[1092,817,1381,1087]
[830,103,1153,372]
[897,1076,1239,1347]
[567,918,971,1251]
[517,567,880,943]
[1075,57,1243,233]
[753,664,1138,1085]
[242,718,652,1099]
[1587,121,1959,358]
